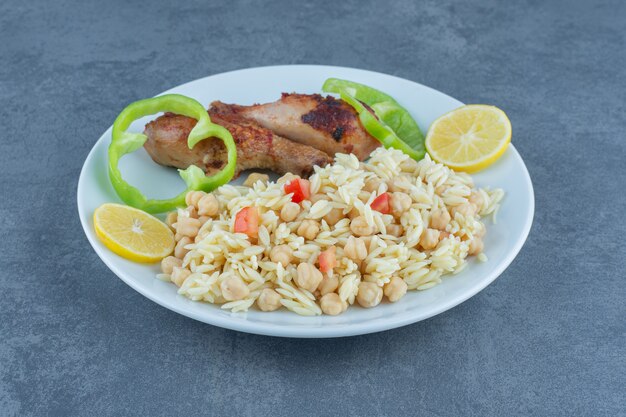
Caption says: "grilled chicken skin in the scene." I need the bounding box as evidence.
[143,110,332,178]
[210,93,380,160]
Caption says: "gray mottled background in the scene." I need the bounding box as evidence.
[1,0,625,416]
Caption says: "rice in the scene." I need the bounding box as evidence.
[163,147,504,316]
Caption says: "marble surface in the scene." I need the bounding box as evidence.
[1,0,624,415]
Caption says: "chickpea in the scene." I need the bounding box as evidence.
[165,211,178,231]
[400,158,418,173]
[323,207,344,227]
[161,256,182,275]
[391,192,412,218]
[419,228,440,250]
[277,173,299,185]
[347,207,360,220]
[451,202,478,219]
[468,237,484,256]
[197,193,219,217]
[257,288,282,311]
[310,194,329,204]
[356,282,383,308]
[320,293,344,315]
[295,263,324,292]
[220,275,250,301]
[243,172,269,187]
[185,190,206,207]
[468,191,484,212]
[384,277,408,302]
[171,266,191,287]
[176,216,201,238]
[270,245,293,267]
[174,237,192,259]
[430,208,451,231]
[198,216,210,225]
[344,236,368,261]
[280,202,301,222]
[297,220,320,241]
[363,178,382,193]
[318,275,339,296]
[387,176,409,192]
[386,223,403,237]
[350,216,375,237]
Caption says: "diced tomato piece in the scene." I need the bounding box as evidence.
[370,192,391,214]
[318,246,337,273]
[234,207,259,239]
[284,178,311,203]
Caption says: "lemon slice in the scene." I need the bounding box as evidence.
[94,203,175,262]
[425,105,511,173]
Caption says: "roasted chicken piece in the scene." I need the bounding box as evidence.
[210,93,380,160]
[143,110,332,178]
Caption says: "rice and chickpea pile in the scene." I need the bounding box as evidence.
[157,147,504,316]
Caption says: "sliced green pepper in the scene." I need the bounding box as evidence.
[322,78,425,159]
[108,94,236,213]
[338,92,422,160]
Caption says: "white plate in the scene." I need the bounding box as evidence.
[77,65,534,338]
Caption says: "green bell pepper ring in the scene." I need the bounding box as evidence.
[322,78,425,159]
[108,94,237,213]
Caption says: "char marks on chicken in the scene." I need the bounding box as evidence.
[211,93,380,160]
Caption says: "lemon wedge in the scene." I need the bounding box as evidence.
[94,203,175,263]
[425,105,511,173]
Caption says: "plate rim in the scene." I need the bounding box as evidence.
[77,64,535,338]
